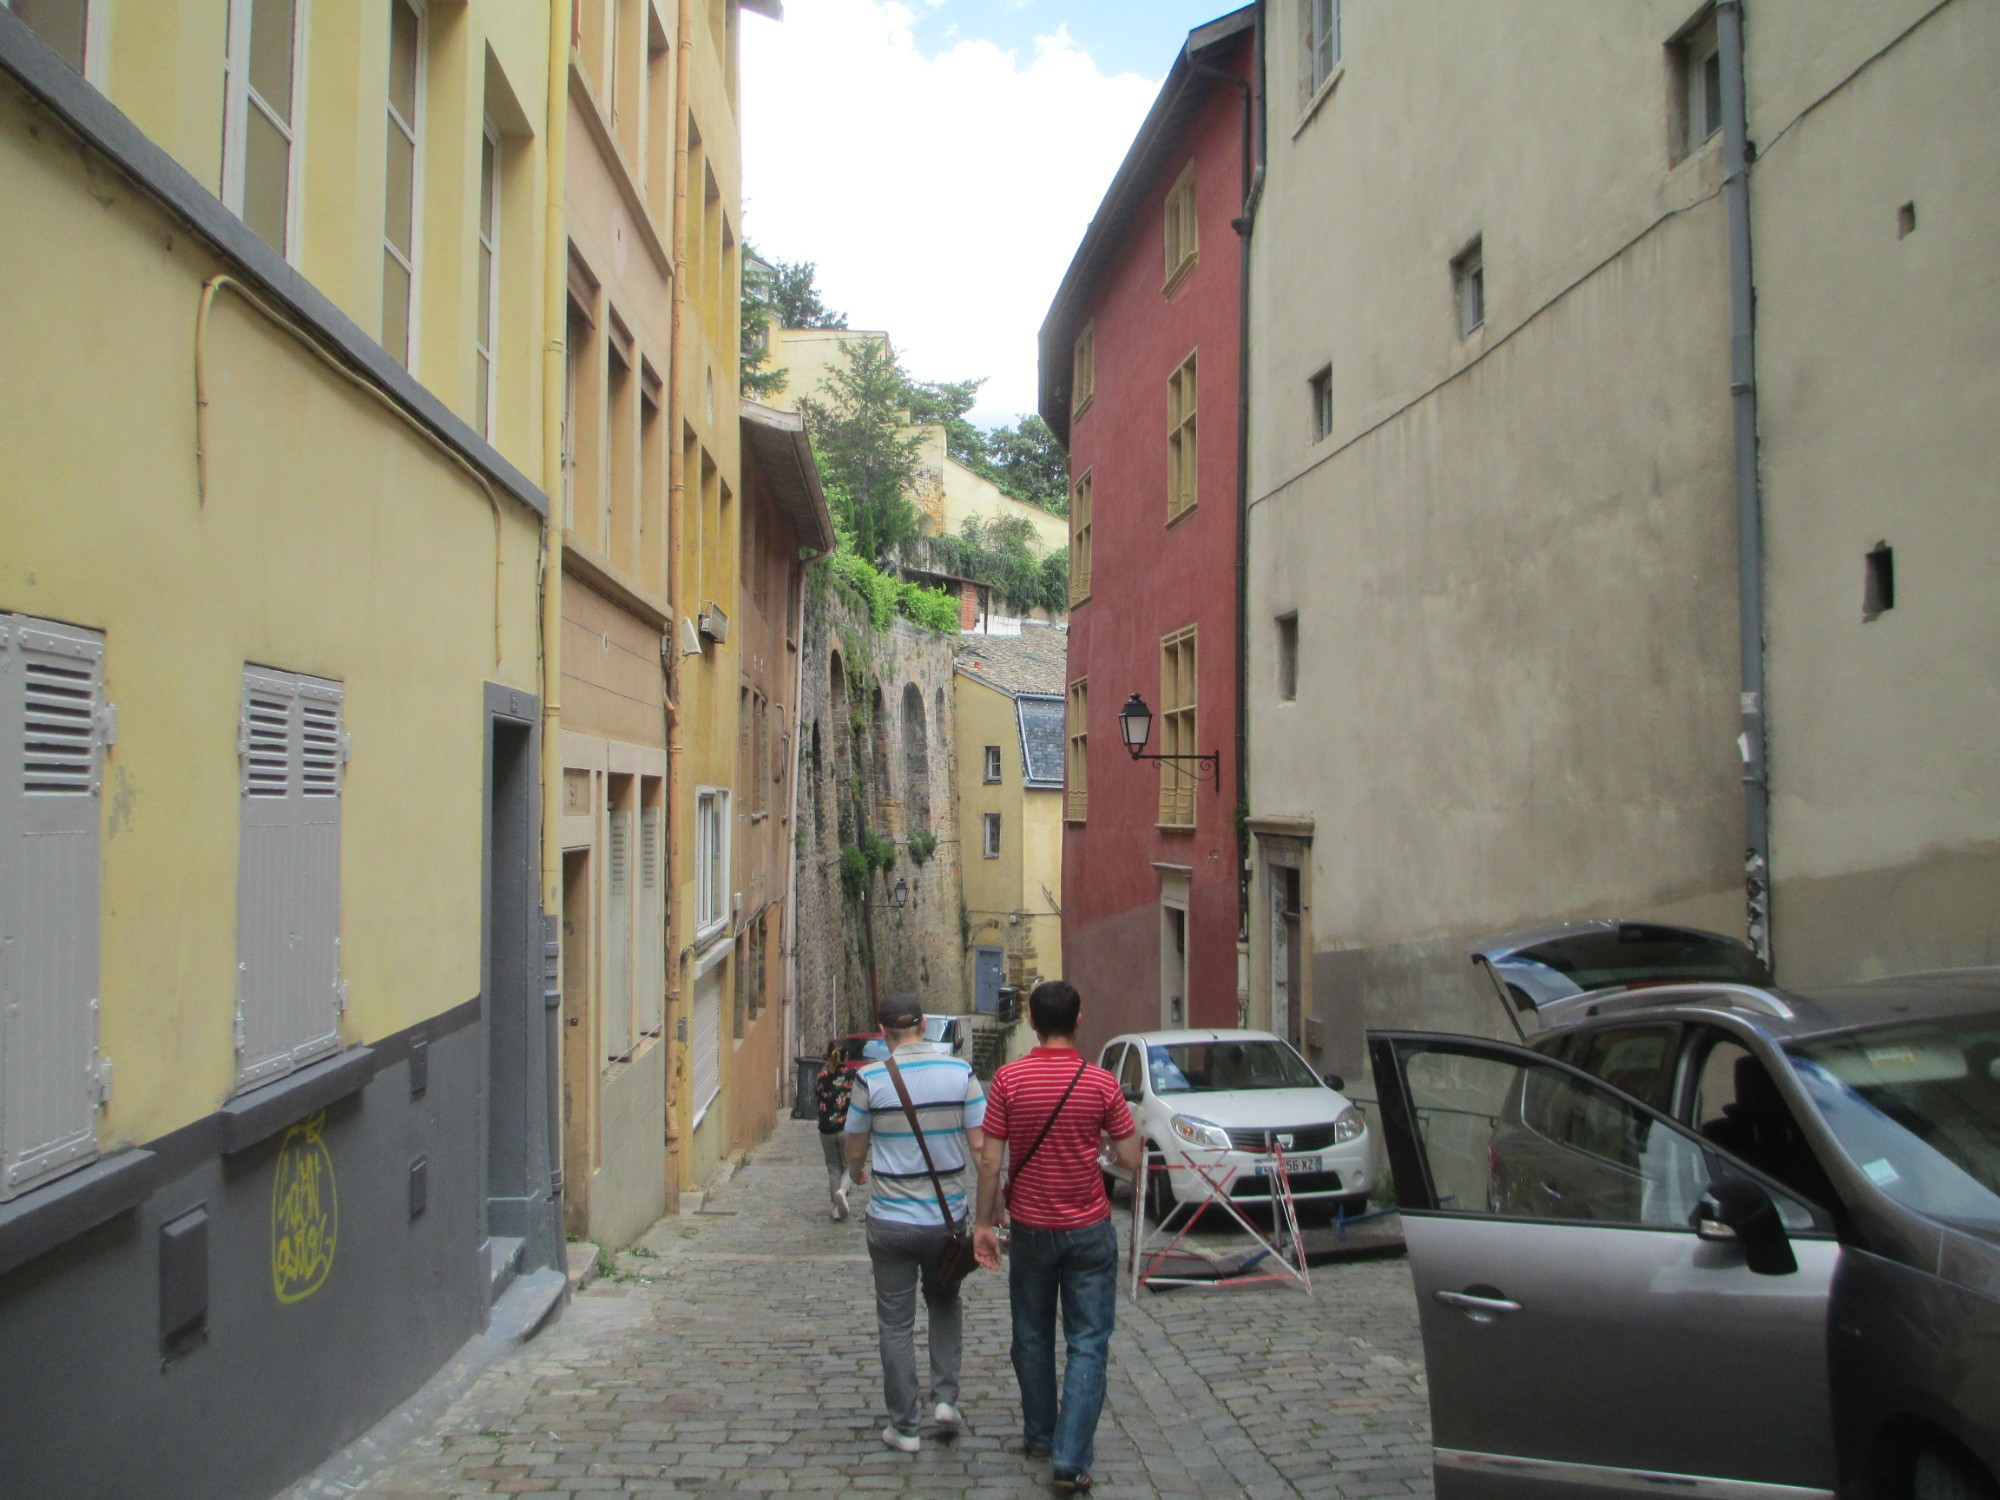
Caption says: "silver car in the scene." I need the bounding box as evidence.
[1371,935,2000,1500]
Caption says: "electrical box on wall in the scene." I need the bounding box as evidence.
[697,603,729,644]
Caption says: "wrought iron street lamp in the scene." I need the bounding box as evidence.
[1117,692,1221,791]
[891,875,910,909]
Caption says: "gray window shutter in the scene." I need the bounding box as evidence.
[236,667,344,1093]
[637,804,663,1037]
[605,807,633,1062]
[0,615,109,1200]
[691,964,722,1129]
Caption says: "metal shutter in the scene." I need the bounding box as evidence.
[690,965,722,1129]
[0,616,110,1200]
[605,807,633,1062]
[636,804,663,1037]
[235,667,344,1093]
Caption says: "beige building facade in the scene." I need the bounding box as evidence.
[1244,0,1999,1090]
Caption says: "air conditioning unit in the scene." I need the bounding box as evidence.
[698,603,730,644]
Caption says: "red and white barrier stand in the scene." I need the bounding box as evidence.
[1126,1144,1313,1296]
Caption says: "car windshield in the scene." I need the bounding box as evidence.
[1786,1012,2000,1235]
[923,1017,953,1044]
[1146,1040,1321,1094]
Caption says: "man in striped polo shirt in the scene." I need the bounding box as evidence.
[972,981,1141,1494]
[844,994,987,1453]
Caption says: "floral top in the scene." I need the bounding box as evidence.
[814,1064,853,1135]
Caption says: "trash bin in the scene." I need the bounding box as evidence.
[793,1056,822,1120]
[997,986,1020,1025]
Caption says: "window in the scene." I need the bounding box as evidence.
[1302,0,1340,101]
[1072,321,1095,415]
[5,0,88,73]
[381,0,424,367]
[1309,366,1333,443]
[1452,237,1484,339]
[1671,10,1722,160]
[1863,543,1895,622]
[1276,614,1299,702]
[221,0,302,256]
[636,793,663,1037]
[1167,353,1199,523]
[1066,678,1088,823]
[235,666,346,1093]
[0,615,110,1201]
[983,745,1002,784]
[1159,626,1197,826]
[695,787,729,937]
[1069,470,1093,604]
[982,812,1001,859]
[474,123,500,437]
[1163,161,1198,291]
[605,779,634,1062]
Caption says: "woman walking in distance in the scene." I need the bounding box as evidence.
[814,1041,854,1220]
[973,981,1142,1494]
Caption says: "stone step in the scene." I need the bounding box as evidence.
[487,1265,566,1345]
[486,1235,524,1302]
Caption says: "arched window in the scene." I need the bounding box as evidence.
[901,682,932,834]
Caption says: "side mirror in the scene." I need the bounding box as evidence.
[1323,1073,1345,1092]
[1694,1178,1797,1276]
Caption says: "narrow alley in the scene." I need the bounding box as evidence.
[322,1121,1432,1499]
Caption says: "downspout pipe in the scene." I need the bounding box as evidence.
[664,0,695,1162]
[1190,45,1257,953]
[540,1,570,921]
[1718,0,1773,967]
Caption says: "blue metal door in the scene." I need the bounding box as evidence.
[974,946,1004,1014]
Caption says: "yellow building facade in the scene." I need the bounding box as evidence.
[0,5,564,1497]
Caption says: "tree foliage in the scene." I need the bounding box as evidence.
[739,248,788,399]
[931,515,1069,617]
[822,549,960,635]
[765,255,847,330]
[979,415,1069,515]
[801,338,923,566]
[899,374,988,474]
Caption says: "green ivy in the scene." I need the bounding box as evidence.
[838,845,870,900]
[907,829,938,866]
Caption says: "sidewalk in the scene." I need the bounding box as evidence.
[335,1118,1432,1498]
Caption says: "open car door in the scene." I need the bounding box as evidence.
[1369,1031,1839,1500]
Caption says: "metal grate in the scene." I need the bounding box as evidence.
[1223,1122,1339,1154]
[21,659,97,795]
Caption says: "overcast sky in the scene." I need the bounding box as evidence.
[741,1,1235,429]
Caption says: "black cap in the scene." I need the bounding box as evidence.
[877,993,924,1027]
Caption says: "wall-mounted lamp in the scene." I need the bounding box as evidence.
[891,876,910,909]
[1117,692,1221,791]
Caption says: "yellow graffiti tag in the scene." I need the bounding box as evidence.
[271,1111,338,1303]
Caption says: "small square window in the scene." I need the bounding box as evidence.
[1309,366,1333,443]
[1452,238,1484,339]
[982,812,1002,859]
[1276,614,1299,702]
[1670,10,1722,161]
[983,745,1002,783]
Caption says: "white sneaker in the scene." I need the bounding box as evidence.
[832,1186,850,1221]
[933,1402,963,1433]
[882,1425,921,1454]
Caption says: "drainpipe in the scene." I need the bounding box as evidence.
[540,1,571,925]
[663,0,695,1163]
[1191,41,1258,958]
[1717,0,1772,968]
[781,562,810,1103]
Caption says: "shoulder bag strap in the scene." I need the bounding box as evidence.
[883,1052,962,1231]
[1003,1056,1089,1208]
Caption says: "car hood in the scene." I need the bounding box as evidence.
[1152,1087,1351,1130]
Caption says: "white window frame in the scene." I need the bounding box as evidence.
[381,0,426,368]
[695,786,730,943]
[982,811,1001,860]
[1677,11,1723,159]
[475,117,501,438]
[1305,0,1340,97]
[983,744,1002,784]
[221,0,307,260]
[0,614,112,1202]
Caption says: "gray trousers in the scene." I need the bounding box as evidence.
[819,1131,847,1199]
[865,1216,963,1434]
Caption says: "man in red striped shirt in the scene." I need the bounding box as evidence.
[972,981,1141,1495]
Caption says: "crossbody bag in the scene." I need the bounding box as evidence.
[882,1052,981,1292]
[1002,1055,1089,1213]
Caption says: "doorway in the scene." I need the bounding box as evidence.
[485,714,535,1239]
[560,846,591,1237]
[1159,868,1190,1029]
[1272,866,1303,1050]
[974,945,1004,1014]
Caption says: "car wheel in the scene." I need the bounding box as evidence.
[1913,1445,2000,1500]
[1144,1147,1176,1223]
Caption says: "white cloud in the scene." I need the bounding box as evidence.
[741,2,1159,428]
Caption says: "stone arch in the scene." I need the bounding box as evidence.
[901,682,932,834]
[809,720,826,846]
[869,685,894,834]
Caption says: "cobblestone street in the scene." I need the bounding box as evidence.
[339,1120,1433,1499]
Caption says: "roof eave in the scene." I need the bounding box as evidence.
[740,400,834,554]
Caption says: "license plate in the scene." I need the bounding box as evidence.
[1255,1156,1318,1177]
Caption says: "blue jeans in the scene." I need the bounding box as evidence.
[1008,1216,1119,1474]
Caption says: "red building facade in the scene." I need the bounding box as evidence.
[1039,9,1256,1059]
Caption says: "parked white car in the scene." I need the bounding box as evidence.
[1097,1029,1372,1219]
[923,1012,969,1059]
